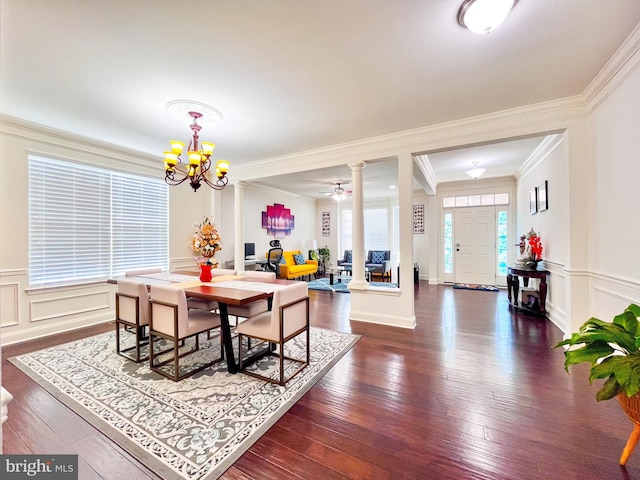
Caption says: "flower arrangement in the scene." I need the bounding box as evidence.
[191,216,222,267]
[528,232,543,261]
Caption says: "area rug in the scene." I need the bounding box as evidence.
[453,283,499,292]
[9,327,360,480]
[307,277,398,293]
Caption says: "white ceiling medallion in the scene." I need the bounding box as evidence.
[166,100,224,126]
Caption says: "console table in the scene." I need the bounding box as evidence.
[506,264,549,316]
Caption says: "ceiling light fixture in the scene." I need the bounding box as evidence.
[162,100,230,192]
[466,161,486,179]
[457,0,517,35]
[332,183,347,201]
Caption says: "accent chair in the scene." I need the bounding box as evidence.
[336,250,353,271]
[365,250,392,281]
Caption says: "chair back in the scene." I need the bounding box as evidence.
[245,270,276,280]
[150,285,189,338]
[116,280,150,326]
[266,247,284,275]
[125,267,162,277]
[268,282,308,339]
[212,268,236,276]
[368,250,390,262]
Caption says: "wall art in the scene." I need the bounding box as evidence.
[322,211,330,237]
[413,204,425,234]
[529,188,538,215]
[262,203,294,238]
[537,180,548,212]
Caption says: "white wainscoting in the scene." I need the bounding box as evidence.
[590,270,640,321]
[1,269,115,346]
[540,260,568,333]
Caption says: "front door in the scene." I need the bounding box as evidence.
[454,206,496,285]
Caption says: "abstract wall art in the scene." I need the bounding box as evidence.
[262,203,295,238]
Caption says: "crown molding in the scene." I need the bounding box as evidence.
[583,22,640,113]
[413,154,436,195]
[0,114,157,163]
[517,133,564,180]
[234,95,587,182]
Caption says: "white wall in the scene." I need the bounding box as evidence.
[515,135,570,331]
[216,183,317,267]
[412,189,431,281]
[587,57,640,321]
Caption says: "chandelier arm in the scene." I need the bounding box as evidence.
[201,174,229,190]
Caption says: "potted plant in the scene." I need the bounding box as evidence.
[556,303,640,464]
[318,245,331,264]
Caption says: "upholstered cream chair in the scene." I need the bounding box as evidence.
[125,268,162,276]
[115,280,151,362]
[149,285,224,381]
[187,268,237,311]
[227,270,276,323]
[236,281,310,385]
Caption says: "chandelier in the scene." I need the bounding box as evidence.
[163,102,230,192]
[466,161,486,179]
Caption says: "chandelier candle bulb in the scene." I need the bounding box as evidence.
[217,160,230,173]
[201,142,215,155]
[170,140,184,154]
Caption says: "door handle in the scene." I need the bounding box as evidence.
[455,242,460,252]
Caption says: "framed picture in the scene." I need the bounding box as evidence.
[413,204,425,234]
[322,211,330,237]
[537,180,548,212]
[529,188,538,215]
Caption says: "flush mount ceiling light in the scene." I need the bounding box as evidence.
[457,0,517,35]
[466,161,486,179]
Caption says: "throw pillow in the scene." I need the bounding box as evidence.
[345,250,352,262]
[294,253,306,265]
[371,251,386,264]
[279,255,286,264]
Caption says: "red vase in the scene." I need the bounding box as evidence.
[199,264,213,282]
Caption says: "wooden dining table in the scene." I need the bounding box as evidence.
[109,271,297,374]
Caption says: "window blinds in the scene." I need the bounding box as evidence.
[28,155,168,288]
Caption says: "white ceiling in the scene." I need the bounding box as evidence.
[2,1,640,195]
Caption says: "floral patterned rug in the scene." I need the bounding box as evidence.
[9,327,360,480]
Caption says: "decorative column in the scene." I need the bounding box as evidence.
[233,181,245,275]
[348,161,368,289]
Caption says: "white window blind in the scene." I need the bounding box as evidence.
[364,208,388,250]
[112,173,168,274]
[341,207,398,256]
[29,155,168,288]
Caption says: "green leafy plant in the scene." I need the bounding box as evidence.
[318,245,330,263]
[556,303,640,401]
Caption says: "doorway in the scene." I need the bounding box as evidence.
[454,206,496,285]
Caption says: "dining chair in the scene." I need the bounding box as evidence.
[115,280,151,362]
[125,268,162,277]
[227,270,276,323]
[236,281,310,385]
[149,285,224,381]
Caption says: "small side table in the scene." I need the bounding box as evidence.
[506,264,549,316]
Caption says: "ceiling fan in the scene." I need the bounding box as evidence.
[320,181,352,201]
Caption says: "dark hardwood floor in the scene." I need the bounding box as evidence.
[3,283,639,479]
